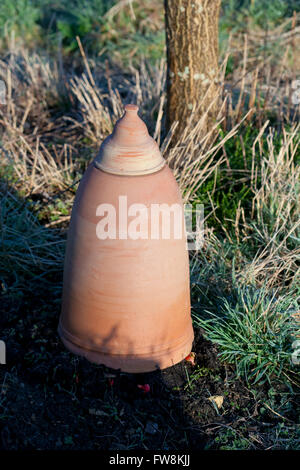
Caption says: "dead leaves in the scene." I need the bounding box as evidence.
[185,352,196,366]
[208,395,224,409]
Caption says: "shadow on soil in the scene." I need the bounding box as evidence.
[0,180,298,451]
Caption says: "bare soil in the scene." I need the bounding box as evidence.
[0,287,298,450]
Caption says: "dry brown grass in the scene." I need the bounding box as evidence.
[0,29,299,293]
[0,183,65,282]
[238,124,300,289]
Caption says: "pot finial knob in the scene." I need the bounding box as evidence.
[94,103,165,176]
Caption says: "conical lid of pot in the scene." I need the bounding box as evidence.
[94,104,165,176]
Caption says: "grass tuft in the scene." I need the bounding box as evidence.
[194,284,300,386]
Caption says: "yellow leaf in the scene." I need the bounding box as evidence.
[208,395,224,409]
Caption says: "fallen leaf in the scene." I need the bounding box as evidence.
[185,352,196,366]
[208,395,224,409]
[137,384,150,393]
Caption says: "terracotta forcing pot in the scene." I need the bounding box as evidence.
[58,104,194,373]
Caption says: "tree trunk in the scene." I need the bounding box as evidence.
[164,0,221,142]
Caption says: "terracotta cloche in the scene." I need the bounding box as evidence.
[58,104,194,373]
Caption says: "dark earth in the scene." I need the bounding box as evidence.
[1,285,299,450]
